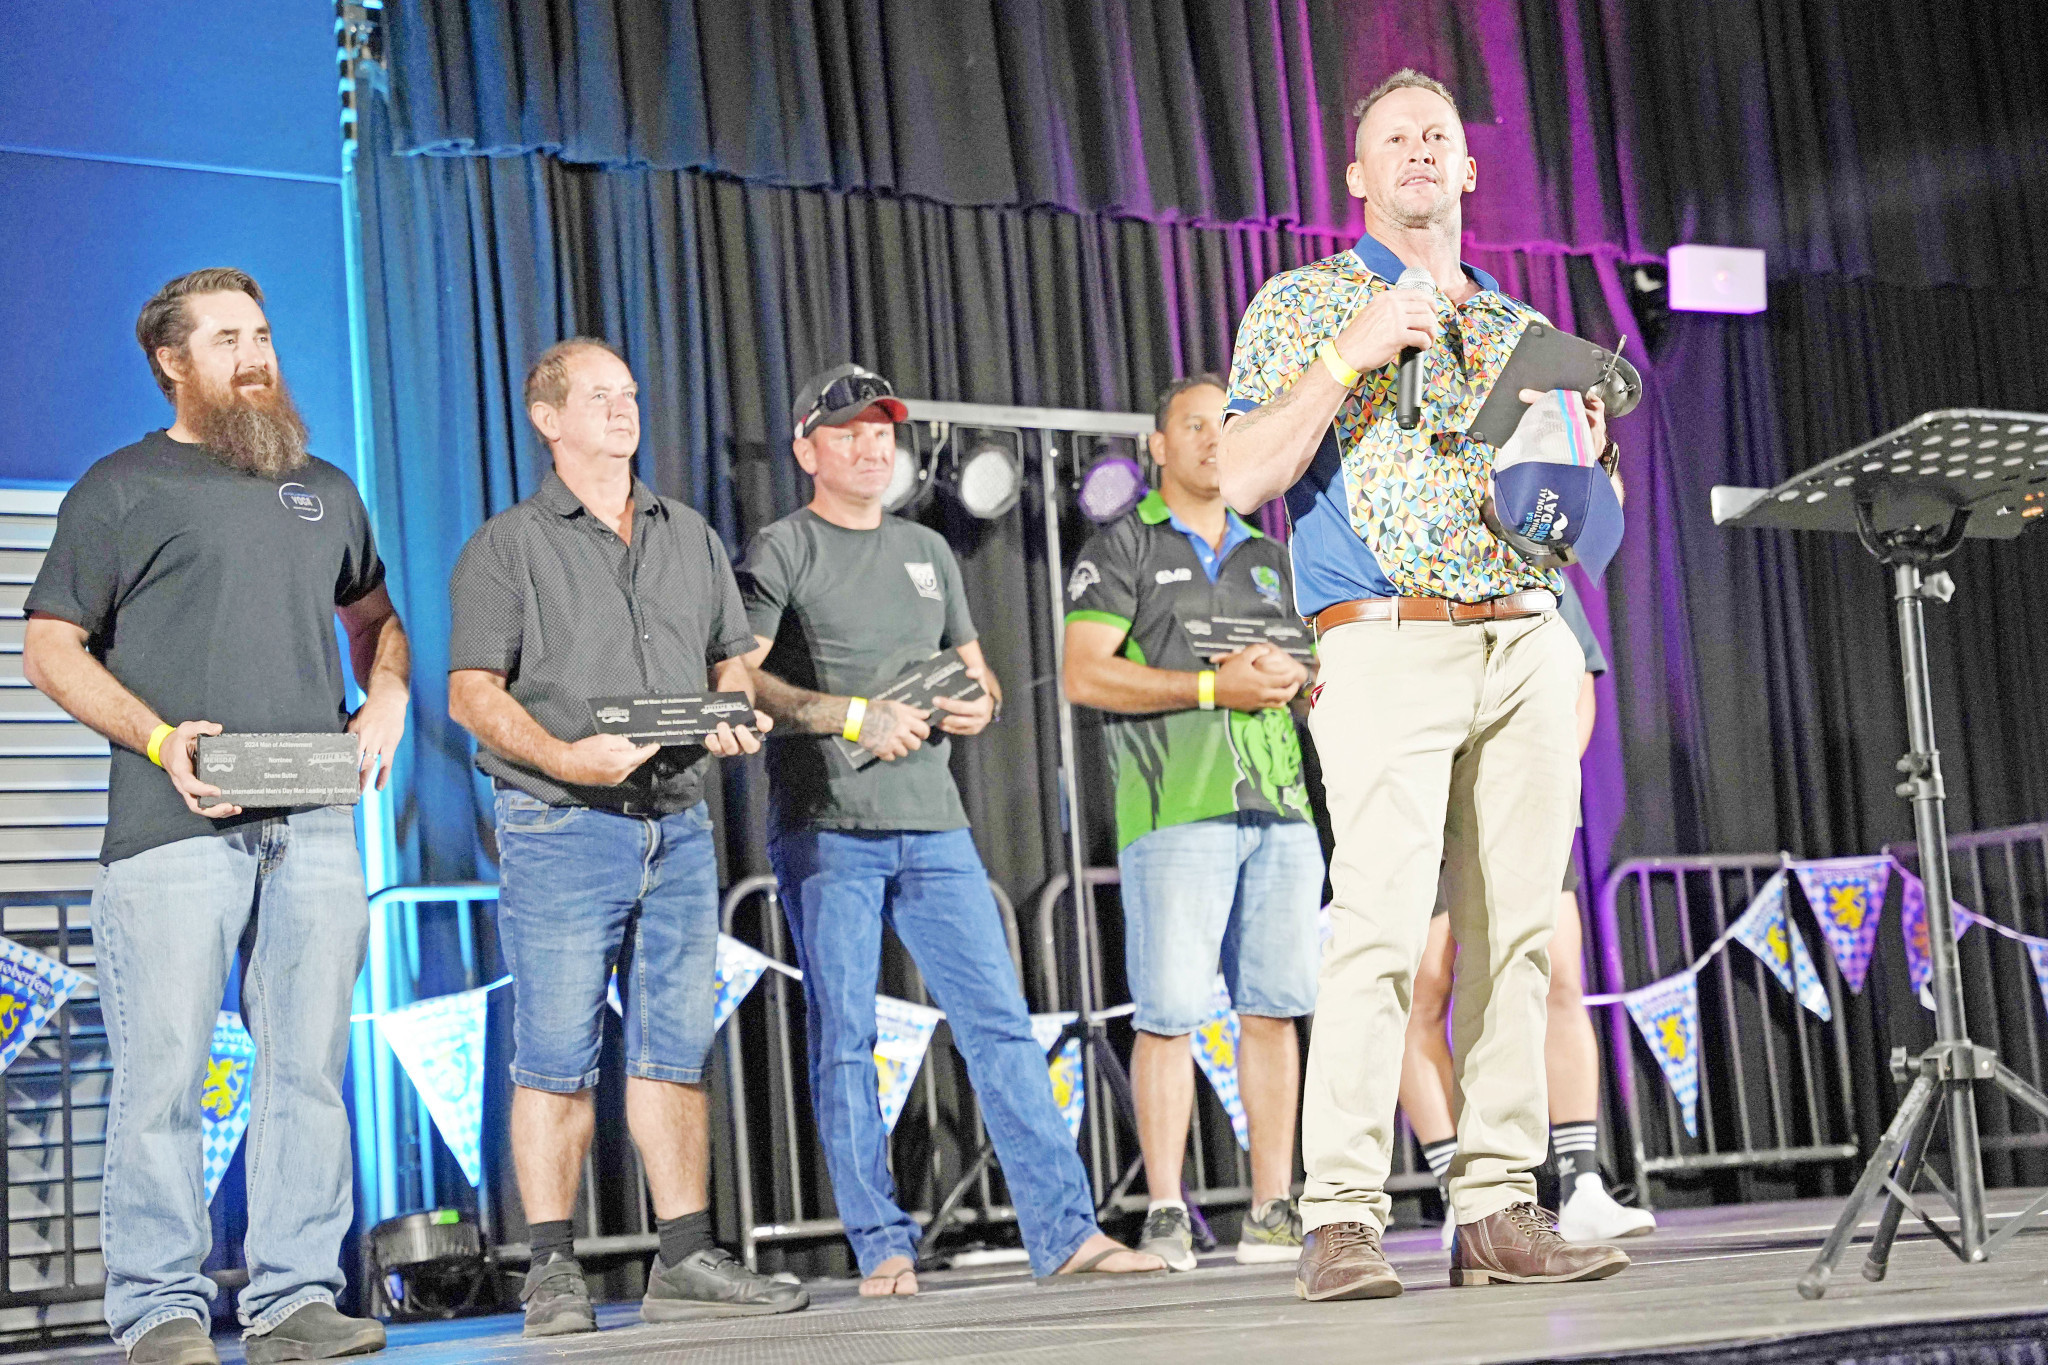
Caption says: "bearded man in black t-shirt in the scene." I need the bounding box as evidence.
[25,270,406,1365]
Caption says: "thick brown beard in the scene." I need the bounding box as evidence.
[183,366,311,478]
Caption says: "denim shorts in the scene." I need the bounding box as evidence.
[494,788,721,1091]
[1118,813,1324,1035]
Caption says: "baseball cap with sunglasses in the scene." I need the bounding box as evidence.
[792,363,909,438]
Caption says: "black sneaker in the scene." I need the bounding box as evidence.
[521,1254,596,1338]
[127,1317,219,1365]
[642,1248,810,1320]
[242,1302,385,1362]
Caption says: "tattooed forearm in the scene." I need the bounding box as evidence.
[751,667,851,736]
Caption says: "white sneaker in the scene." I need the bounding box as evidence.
[1439,1216,1455,1252]
[1555,1173,1656,1243]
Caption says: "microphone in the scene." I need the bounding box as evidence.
[1394,266,1435,431]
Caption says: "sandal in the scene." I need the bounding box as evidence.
[859,1264,919,1297]
[1035,1244,1168,1287]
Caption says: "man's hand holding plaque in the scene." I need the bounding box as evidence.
[1181,614,1317,663]
[588,692,771,755]
[836,648,987,769]
[192,733,366,808]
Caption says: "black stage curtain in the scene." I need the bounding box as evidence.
[1616,279,2048,1183]
[1617,0,2048,290]
[382,0,1346,228]
[1617,277,2048,867]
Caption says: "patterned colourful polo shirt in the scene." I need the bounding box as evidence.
[1223,232,1560,610]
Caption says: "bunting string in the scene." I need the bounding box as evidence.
[1581,851,2048,1136]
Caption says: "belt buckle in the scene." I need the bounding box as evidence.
[1447,600,1490,626]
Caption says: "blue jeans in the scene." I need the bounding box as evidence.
[93,806,367,1348]
[1119,814,1324,1035]
[769,829,1098,1277]
[494,789,721,1090]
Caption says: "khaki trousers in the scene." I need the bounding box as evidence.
[1300,610,1583,1234]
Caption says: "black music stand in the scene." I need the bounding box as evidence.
[1713,409,2048,1297]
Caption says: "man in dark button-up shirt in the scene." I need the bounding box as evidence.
[447,338,806,1334]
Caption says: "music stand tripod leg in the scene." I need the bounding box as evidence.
[1862,1080,1946,1282]
[1799,1071,1940,1300]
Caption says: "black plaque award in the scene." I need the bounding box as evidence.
[835,647,987,770]
[194,733,362,806]
[1181,615,1317,662]
[587,692,756,744]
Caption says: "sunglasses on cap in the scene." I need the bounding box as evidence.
[794,366,908,438]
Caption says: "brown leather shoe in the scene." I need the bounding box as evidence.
[1451,1203,1630,1286]
[1294,1221,1403,1301]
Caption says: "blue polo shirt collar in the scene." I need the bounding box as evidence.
[1138,490,1259,583]
[1350,231,1501,296]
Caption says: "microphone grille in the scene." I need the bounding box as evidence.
[1395,266,1436,292]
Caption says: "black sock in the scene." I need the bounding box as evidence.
[529,1219,575,1266]
[658,1210,714,1267]
[1551,1121,1602,1187]
[1422,1138,1457,1183]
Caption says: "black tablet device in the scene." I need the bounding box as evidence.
[1465,322,1641,449]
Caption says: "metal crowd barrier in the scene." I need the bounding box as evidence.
[0,890,107,1334]
[720,872,1038,1269]
[1885,822,2048,1168]
[350,883,500,1241]
[1599,854,1862,1200]
[1032,870,1433,1208]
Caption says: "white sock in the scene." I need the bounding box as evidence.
[1148,1197,1187,1214]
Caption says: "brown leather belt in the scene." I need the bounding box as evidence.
[1309,589,1557,636]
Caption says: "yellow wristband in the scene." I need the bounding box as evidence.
[1319,340,1361,389]
[146,723,176,768]
[842,697,868,742]
[1197,671,1217,711]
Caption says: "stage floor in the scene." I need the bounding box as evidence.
[18,1192,2048,1364]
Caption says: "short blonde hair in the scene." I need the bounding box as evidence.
[522,337,628,417]
[1352,69,1462,141]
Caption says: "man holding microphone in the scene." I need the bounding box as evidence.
[1218,71,1632,1300]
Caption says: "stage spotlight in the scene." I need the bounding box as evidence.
[883,435,931,513]
[1078,453,1148,524]
[949,439,1022,520]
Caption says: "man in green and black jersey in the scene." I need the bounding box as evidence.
[1064,375,1324,1271]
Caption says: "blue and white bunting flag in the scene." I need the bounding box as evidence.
[1793,856,1892,994]
[1029,1012,1085,1142]
[379,986,490,1187]
[2025,940,2048,1025]
[1624,971,1702,1138]
[1729,872,1831,1021]
[873,996,943,1135]
[199,1011,256,1202]
[610,933,779,1029]
[0,937,86,1073]
[1896,867,1972,998]
[1190,976,1249,1150]
[712,935,776,1032]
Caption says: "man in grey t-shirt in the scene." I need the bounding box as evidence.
[737,364,1163,1293]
